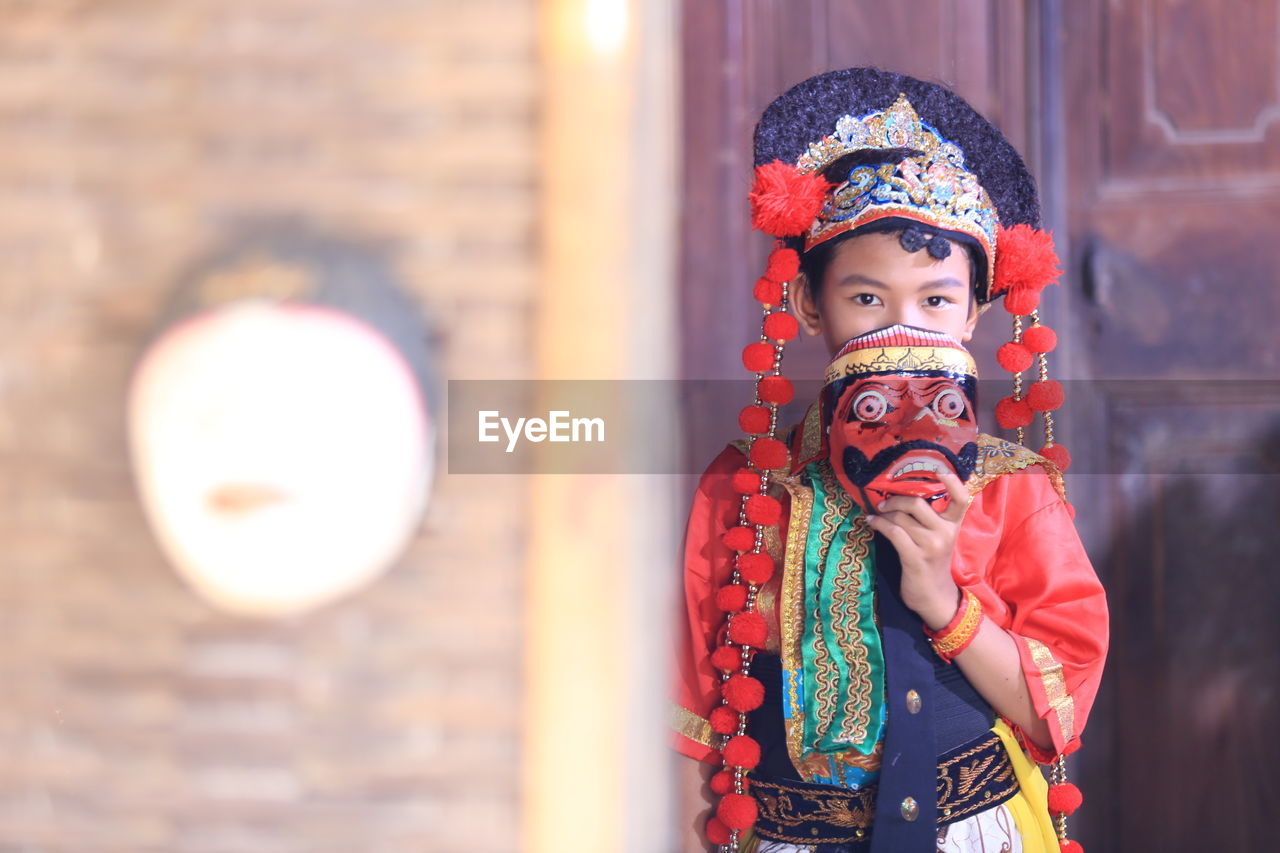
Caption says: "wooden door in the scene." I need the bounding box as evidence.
[1058,1,1280,849]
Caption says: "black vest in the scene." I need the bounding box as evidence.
[747,532,994,852]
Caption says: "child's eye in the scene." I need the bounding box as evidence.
[852,293,880,306]
[924,295,954,308]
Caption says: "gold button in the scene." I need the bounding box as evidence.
[906,689,922,714]
[900,796,919,821]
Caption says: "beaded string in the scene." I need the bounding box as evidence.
[1050,755,1070,843]
[1031,309,1055,451]
[709,248,797,850]
[1012,313,1026,446]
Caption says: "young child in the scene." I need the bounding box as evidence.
[671,69,1109,853]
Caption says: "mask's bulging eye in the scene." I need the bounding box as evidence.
[852,389,889,422]
[932,388,966,419]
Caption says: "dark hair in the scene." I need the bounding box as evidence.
[793,221,984,304]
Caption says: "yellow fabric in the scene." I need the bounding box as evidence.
[992,718,1059,853]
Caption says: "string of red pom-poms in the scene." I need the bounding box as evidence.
[709,240,798,847]
[705,163,822,849]
[991,224,1072,476]
[995,225,1085,851]
[1048,756,1085,852]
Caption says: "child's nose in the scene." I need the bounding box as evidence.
[885,302,926,329]
[886,306,915,328]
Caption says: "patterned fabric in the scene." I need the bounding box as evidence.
[936,803,1023,853]
[755,803,1022,853]
[789,461,884,783]
[750,729,1017,845]
[750,718,1056,853]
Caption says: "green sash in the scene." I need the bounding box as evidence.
[793,460,885,779]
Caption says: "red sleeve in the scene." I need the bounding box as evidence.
[669,444,750,764]
[957,466,1109,762]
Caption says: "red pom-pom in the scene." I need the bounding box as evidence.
[1003,288,1041,315]
[1059,840,1085,853]
[723,674,764,711]
[705,816,730,845]
[750,438,789,470]
[749,161,832,237]
[753,277,784,306]
[763,312,799,342]
[723,735,761,770]
[1027,379,1064,412]
[1047,782,1082,815]
[716,792,758,830]
[997,341,1034,373]
[736,552,775,585]
[993,224,1061,295]
[715,584,748,613]
[739,405,772,435]
[995,395,1034,429]
[728,611,767,648]
[732,469,763,494]
[709,769,736,796]
[764,246,801,283]
[722,526,755,552]
[710,643,742,672]
[744,494,781,526]
[1022,323,1057,353]
[1040,442,1072,471]
[758,375,794,405]
[743,342,776,373]
[709,704,739,734]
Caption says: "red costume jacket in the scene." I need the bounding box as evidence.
[671,409,1109,768]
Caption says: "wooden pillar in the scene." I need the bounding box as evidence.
[527,0,679,849]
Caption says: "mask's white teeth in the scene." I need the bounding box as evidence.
[891,459,944,478]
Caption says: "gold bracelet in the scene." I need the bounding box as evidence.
[925,588,983,663]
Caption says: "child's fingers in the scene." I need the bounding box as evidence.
[865,512,922,559]
[877,495,945,531]
[866,511,926,558]
[936,469,971,524]
[875,509,952,556]
[873,508,929,542]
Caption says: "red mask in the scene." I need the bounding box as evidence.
[822,325,979,514]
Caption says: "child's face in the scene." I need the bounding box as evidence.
[793,231,979,355]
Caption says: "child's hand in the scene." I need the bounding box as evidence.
[864,469,970,630]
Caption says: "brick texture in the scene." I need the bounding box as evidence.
[0,2,534,850]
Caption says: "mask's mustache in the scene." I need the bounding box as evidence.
[842,439,978,488]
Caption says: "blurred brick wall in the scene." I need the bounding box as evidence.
[0,2,534,851]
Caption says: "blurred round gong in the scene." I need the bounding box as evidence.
[128,228,436,617]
